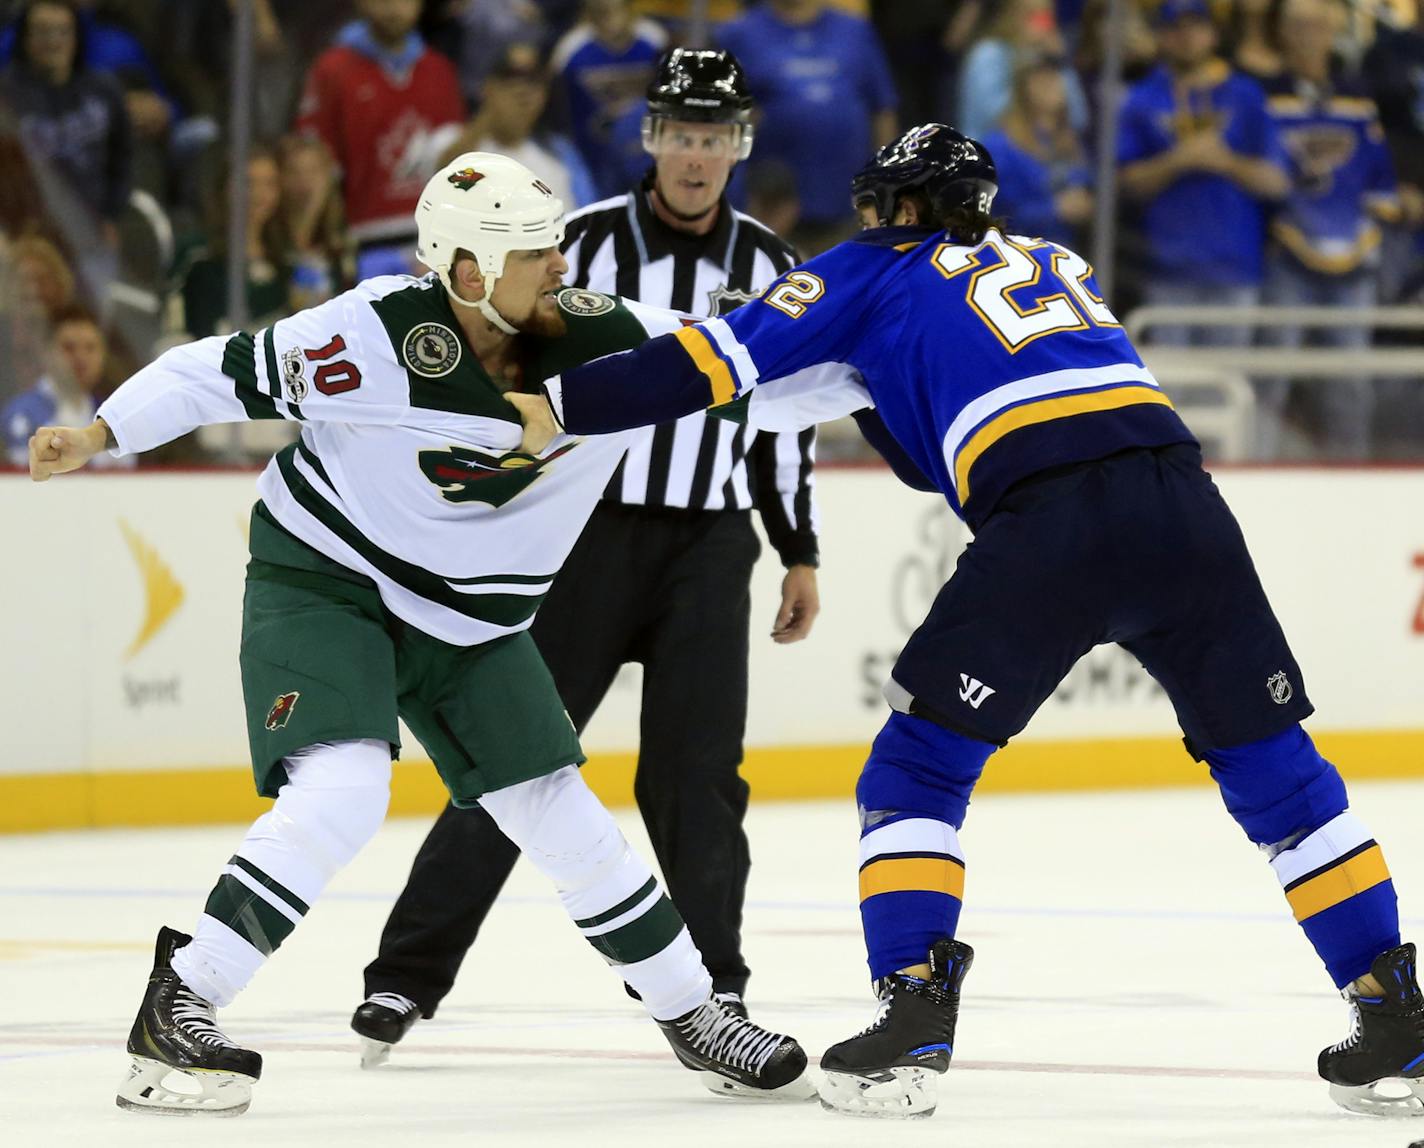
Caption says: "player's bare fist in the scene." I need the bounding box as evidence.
[29,421,108,482]
[504,392,560,455]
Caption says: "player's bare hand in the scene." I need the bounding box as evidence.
[504,392,560,455]
[28,420,108,482]
[771,563,820,644]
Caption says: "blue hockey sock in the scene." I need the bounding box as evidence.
[1270,811,1399,989]
[1206,726,1399,988]
[856,712,995,980]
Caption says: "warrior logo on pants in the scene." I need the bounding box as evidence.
[266,691,301,731]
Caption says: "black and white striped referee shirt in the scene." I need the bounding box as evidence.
[561,185,820,568]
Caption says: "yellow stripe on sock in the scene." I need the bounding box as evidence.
[859,856,965,902]
[673,326,738,406]
[1286,844,1392,922]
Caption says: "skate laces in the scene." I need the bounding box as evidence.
[1328,998,1363,1056]
[366,992,418,1017]
[852,982,897,1038]
[172,986,238,1049]
[678,998,783,1073]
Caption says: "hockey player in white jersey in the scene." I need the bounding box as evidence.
[27,153,812,1116]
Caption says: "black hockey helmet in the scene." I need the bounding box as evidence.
[851,123,998,227]
[643,47,755,159]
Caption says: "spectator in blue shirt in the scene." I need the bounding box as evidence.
[1257,0,1402,459]
[0,0,131,241]
[957,0,1088,141]
[718,0,898,254]
[980,53,1093,249]
[0,0,179,133]
[1118,0,1290,347]
[551,0,667,199]
[2,304,129,469]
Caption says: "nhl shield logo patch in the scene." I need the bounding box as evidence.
[265,691,300,731]
[1266,671,1293,705]
[403,323,462,378]
[555,287,614,317]
[707,283,761,317]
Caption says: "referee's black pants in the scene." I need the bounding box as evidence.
[362,502,761,1014]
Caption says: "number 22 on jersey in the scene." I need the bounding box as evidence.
[932,234,1120,353]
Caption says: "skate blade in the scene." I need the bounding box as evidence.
[694,1066,818,1101]
[359,1036,393,1070]
[1328,1076,1424,1118]
[115,1056,254,1117]
[818,1066,939,1119]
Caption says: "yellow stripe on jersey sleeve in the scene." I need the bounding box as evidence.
[954,384,1175,504]
[673,326,738,407]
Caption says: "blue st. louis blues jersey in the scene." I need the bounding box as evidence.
[1263,79,1401,275]
[549,225,1196,527]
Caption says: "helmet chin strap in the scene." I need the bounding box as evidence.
[441,268,520,336]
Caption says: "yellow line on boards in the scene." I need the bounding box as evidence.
[2,730,1422,834]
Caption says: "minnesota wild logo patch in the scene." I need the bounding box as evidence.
[447,167,485,191]
[403,323,462,378]
[265,691,300,731]
[419,442,577,507]
[555,288,615,317]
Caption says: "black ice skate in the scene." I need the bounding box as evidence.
[658,994,814,1100]
[1319,942,1424,1117]
[713,990,749,1019]
[351,992,422,1069]
[818,938,973,1119]
[115,926,262,1117]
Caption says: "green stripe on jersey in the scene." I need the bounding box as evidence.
[203,873,297,956]
[575,875,658,930]
[584,894,685,966]
[229,854,310,916]
[277,444,548,627]
[222,332,282,421]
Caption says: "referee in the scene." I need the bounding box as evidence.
[351,47,820,1056]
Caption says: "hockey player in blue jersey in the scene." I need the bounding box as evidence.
[510,124,1424,1121]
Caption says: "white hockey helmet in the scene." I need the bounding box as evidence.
[414,152,566,333]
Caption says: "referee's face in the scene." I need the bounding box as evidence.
[651,121,738,224]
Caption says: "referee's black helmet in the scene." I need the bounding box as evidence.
[851,123,998,227]
[643,48,755,158]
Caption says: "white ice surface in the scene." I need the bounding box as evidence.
[4,783,1424,1148]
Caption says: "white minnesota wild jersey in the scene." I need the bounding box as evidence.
[97,275,686,646]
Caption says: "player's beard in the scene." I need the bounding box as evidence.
[511,298,568,339]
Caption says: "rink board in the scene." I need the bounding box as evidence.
[2,465,1422,831]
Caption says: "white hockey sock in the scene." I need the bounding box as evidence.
[172,738,391,1007]
[479,766,712,1021]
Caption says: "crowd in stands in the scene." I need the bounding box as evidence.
[2,0,1423,466]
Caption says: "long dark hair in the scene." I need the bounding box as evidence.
[203,145,288,267]
[899,191,1005,246]
[13,0,87,72]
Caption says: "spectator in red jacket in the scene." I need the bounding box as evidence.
[295,0,464,280]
